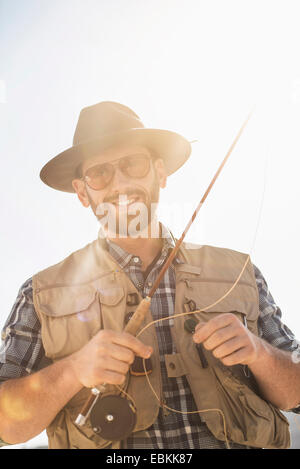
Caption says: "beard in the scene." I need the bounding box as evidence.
[87,171,160,238]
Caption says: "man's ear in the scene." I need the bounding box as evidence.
[71,179,90,207]
[154,158,167,188]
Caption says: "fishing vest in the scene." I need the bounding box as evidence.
[32,237,290,449]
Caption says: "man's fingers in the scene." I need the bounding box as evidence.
[98,356,130,375]
[101,342,135,365]
[111,331,153,359]
[210,336,246,359]
[220,346,252,366]
[193,313,238,344]
[191,314,259,366]
[74,329,153,389]
[200,324,240,351]
[97,330,152,359]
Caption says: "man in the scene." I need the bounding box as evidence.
[0,101,300,449]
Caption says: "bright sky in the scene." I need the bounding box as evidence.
[1,0,300,448]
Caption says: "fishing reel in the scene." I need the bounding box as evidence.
[90,394,137,441]
[90,354,153,441]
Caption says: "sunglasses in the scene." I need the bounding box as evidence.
[82,154,151,191]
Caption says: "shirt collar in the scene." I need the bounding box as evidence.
[105,222,178,270]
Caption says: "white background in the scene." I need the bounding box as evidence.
[1,0,300,448]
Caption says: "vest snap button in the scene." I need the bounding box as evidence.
[169,362,176,370]
[126,293,139,306]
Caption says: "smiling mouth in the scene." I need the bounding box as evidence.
[111,195,144,207]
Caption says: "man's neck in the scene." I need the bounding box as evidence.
[107,221,164,271]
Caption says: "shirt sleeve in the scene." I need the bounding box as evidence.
[0,278,52,446]
[0,278,51,382]
[254,264,300,413]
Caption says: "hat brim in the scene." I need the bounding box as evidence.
[40,128,192,193]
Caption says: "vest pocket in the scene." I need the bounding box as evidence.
[98,285,126,332]
[238,392,290,447]
[206,365,290,449]
[36,287,102,359]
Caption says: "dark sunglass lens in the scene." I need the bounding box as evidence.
[122,155,150,178]
[85,163,114,190]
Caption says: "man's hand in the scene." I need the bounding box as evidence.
[193,313,262,366]
[69,330,153,388]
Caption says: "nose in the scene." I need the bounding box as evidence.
[108,164,130,192]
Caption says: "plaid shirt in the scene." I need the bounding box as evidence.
[1,225,299,449]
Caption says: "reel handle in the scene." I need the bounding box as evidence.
[75,388,100,426]
[75,296,151,426]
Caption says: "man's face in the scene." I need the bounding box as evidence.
[72,143,167,238]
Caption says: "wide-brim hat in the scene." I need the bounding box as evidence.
[40,101,192,193]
